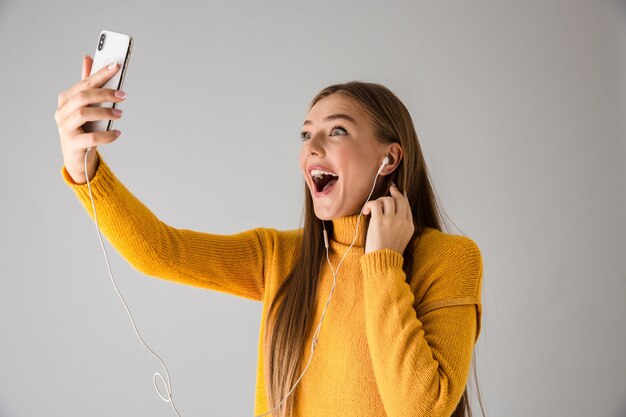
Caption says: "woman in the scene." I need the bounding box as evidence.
[56,56,485,417]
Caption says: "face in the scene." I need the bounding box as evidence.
[299,93,388,220]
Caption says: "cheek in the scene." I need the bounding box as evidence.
[342,163,377,197]
[334,147,356,171]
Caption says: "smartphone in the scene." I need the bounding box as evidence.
[83,30,133,133]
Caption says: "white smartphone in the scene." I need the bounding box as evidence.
[83,30,133,133]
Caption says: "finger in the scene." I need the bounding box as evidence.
[379,196,396,215]
[81,55,93,80]
[76,129,122,150]
[362,200,383,218]
[56,87,126,126]
[62,106,122,134]
[389,183,407,218]
[58,60,120,108]
[403,189,413,222]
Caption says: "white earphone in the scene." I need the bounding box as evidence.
[377,155,390,175]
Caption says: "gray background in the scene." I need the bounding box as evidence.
[1,0,625,416]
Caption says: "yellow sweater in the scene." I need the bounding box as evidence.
[61,151,483,417]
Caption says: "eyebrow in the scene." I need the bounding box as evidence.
[303,113,357,126]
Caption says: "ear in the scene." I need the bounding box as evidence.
[381,143,403,176]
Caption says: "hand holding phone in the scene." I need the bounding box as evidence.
[55,30,133,184]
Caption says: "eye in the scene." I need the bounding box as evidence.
[330,125,348,136]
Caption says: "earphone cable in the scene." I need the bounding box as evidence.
[255,165,383,417]
[83,148,182,417]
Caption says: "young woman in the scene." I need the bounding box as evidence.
[56,56,485,417]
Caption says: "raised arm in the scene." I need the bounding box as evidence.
[61,150,292,301]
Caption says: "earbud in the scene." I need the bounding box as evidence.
[377,155,390,175]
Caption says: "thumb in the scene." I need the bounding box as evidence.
[81,55,93,80]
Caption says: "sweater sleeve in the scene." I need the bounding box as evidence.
[359,237,483,417]
[60,150,273,302]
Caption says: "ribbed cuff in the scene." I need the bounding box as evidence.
[60,150,118,201]
[360,248,404,276]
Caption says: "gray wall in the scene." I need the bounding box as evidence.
[1,0,625,416]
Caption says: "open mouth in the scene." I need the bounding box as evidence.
[311,169,339,194]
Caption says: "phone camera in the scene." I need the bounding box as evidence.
[98,33,105,51]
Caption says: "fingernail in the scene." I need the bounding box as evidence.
[112,108,123,116]
[114,90,127,98]
[391,182,397,188]
[108,61,117,70]
[113,129,121,137]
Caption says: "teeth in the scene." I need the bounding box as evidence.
[310,169,338,179]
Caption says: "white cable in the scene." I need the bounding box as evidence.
[255,166,383,417]
[83,148,182,417]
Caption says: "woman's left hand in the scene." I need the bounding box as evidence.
[362,182,415,255]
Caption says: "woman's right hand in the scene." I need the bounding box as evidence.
[55,55,127,184]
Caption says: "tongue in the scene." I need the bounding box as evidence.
[322,178,338,192]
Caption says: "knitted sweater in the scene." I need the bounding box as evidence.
[61,151,483,417]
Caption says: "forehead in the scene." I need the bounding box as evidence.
[304,93,368,125]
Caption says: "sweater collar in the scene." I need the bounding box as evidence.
[326,213,368,254]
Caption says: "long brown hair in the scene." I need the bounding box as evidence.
[263,81,486,417]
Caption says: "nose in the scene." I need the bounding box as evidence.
[303,132,326,158]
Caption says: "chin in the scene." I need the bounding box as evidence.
[313,204,357,221]
[310,201,336,220]
[313,206,334,221]
[309,185,347,221]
